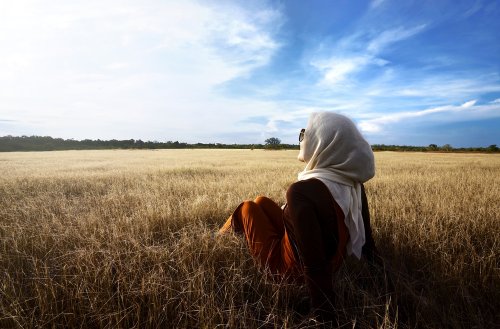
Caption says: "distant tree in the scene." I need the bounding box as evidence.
[487,144,498,152]
[264,137,281,150]
[428,144,438,151]
[441,144,453,151]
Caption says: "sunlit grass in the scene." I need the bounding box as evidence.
[1,150,498,328]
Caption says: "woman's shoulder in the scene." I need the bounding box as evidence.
[287,178,329,196]
[289,178,325,187]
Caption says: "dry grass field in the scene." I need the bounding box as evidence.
[1,149,499,328]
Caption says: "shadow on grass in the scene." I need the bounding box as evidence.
[329,243,498,329]
[1,218,497,329]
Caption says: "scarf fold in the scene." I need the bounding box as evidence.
[297,112,375,259]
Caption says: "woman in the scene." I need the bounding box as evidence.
[219,112,377,317]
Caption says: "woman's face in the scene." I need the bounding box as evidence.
[298,143,305,162]
[297,128,306,162]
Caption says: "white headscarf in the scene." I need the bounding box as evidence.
[297,112,375,259]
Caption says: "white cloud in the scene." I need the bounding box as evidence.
[358,121,382,133]
[461,100,477,108]
[312,56,368,85]
[104,62,130,70]
[0,0,284,142]
[311,55,388,86]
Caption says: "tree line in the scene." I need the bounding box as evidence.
[0,135,498,153]
[371,143,499,153]
[0,135,298,152]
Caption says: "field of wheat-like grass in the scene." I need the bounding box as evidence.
[0,149,498,328]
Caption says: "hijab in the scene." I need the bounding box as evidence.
[297,112,375,259]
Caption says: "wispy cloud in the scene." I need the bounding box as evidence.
[311,56,372,85]
[463,1,484,18]
[370,0,386,9]
[358,100,500,133]
[310,24,426,87]
[366,74,500,102]
[367,24,427,54]
[461,100,477,108]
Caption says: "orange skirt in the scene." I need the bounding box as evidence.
[219,196,348,278]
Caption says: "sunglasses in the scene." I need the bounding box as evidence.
[299,128,305,142]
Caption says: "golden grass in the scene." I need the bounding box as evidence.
[1,149,498,328]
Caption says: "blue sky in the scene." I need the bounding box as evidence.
[1,0,499,147]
